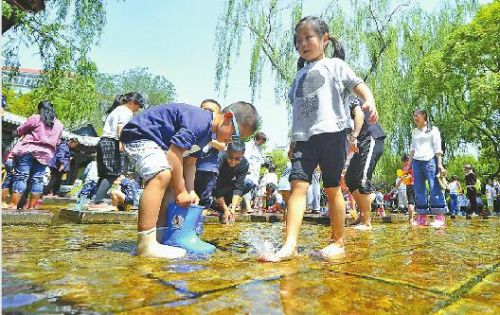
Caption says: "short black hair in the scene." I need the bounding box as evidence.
[255,131,267,141]
[200,99,221,110]
[401,154,409,162]
[227,141,245,154]
[222,101,261,135]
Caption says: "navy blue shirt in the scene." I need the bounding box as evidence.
[196,145,221,173]
[48,142,71,171]
[120,103,214,158]
[213,153,249,197]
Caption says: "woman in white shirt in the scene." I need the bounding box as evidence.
[408,109,448,227]
[88,92,144,210]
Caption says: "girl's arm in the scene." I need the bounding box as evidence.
[408,150,415,169]
[352,83,378,123]
[17,115,37,136]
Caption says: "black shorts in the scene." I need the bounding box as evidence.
[345,136,384,194]
[406,185,415,205]
[289,131,347,188]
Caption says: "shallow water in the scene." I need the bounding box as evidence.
[2,218,499,314]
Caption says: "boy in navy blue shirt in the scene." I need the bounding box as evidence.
[120,102,260,258]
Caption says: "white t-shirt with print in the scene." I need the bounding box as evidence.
[289,57,363,142]
[102,105,134,139]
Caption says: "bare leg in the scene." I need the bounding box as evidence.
[282,180,309,249]
[280,190,290,225]
[8,192,22,209]
[318,186,345,258]
[408,204,415,225]
[260,180,309,262]
[137,170,186,258]
[2,188,10,205]
[28,193,41,209]
[139,171,170,231]
[351,190,374,228]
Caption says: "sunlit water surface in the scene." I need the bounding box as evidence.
[2,218,499,314]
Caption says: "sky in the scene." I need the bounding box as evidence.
[11,0,462,149]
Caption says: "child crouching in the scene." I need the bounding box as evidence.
[120,102,260,258]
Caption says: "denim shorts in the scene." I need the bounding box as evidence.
[123,140,171,182]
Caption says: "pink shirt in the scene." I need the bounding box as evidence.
[13,114,64,165]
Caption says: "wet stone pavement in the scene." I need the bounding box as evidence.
[2,218,499,314]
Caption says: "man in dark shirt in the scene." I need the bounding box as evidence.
[464,164,478,218]
[212,141,254,223]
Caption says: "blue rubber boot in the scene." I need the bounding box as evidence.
[160,203,216,255]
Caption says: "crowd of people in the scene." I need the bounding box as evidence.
[2,15,498,262]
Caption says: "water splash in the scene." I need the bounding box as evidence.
[240,224,283,257]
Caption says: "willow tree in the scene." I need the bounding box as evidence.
[416,1,500,175]
[96,67,177,114]
[214,0,480,185]
[2,0,107,128]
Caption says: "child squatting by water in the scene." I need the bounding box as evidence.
[120,102,260,258]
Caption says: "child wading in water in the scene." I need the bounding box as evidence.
[260,16,378,262]
[120,102,260,258]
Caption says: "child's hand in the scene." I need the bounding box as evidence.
[348,137,359,153]
[176,190,192,208]
[362,100,378,123]
[189,190,200,205]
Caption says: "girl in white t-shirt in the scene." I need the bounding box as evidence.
[88,92,144,210]
[448,175,461,215]
[485,178,495,212]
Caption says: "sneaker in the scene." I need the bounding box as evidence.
[471,213,478,217]
[2,202,8,209]
[415,214,428,226]
[430,214,446,228]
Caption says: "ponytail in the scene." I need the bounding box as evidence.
[121,92,145,108]
[37,100,55,127]
[294,16,345,69]
[297,57,306,70]
[105,94,124,115]
[330,37,345,61]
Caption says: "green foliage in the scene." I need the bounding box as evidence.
[267,148,289,178]
[215,0,496,186]
[416,1,500,174]
[96,67,177,115]
[2,0,107,130]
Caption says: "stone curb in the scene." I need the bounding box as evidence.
[1,210,53,225]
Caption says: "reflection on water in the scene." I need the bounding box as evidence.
[2,218,499,314]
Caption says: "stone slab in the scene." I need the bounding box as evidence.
[1,209,53,225]
[41,196,77,206]
[59,208,137,224]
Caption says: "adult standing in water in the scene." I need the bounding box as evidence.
[464,164,478,218]
[87,92,144,210]
[408,109,448,227]
[8,100,63,209]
